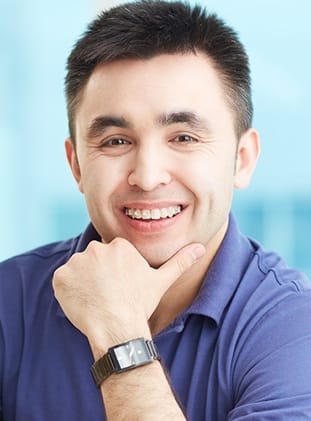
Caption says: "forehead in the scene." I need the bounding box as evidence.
[75,53,235,135]
[86,52,224,98]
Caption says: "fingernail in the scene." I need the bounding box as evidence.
[191,245,205,260]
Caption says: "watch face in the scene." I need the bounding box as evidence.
[112,338,153,371]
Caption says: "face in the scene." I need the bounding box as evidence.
[66,53,258,267]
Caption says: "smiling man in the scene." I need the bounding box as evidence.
[1,1,311,420]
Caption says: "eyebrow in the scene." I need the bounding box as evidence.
[158,111,211,132]
[86,115,131,138]
[86,110,210,139]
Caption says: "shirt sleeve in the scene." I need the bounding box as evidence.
[0,326,3,420]
[229,289,311,420]
[0,259,25,420]
[0,292,4,419]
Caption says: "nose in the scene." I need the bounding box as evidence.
[128,145,172,191]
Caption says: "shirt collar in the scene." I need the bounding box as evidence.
[75,223,101,253]
[180,213,255,325]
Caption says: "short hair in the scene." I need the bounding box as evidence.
[65,0,253,143]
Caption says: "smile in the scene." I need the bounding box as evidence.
[124,205,182,220]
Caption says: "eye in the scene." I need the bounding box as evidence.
[101,137,131,147]
[172,134,198,144]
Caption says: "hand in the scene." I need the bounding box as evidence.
[52,238,205,350]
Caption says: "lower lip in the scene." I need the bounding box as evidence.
[119,209,185,233]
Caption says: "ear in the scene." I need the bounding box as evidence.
[234,128,260,189]
[64,138,84,193]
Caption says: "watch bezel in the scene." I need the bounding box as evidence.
[109,338,156,372]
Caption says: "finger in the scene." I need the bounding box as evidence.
[158,243,205,288]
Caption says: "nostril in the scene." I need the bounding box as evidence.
[127,163,172,190]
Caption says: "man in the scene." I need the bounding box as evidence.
[1,1,311,419]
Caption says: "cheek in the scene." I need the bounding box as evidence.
[80,164,112,207]
[180,154,235,204]
[177,154,217,189]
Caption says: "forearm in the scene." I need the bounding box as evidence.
[89,332,186,421]
[99,359,186,420]
[52,239,204,419]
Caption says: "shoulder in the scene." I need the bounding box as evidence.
[0,236,82,348]
[0,236,81,316]
[234,242,311,343]
[254,241,310,290]
[244,244,311,330]
[235,240,310,317]
[0,236,80,279]
[220,241,311,346]
[227,244,311,415]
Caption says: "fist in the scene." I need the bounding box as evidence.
[52,237,205,349]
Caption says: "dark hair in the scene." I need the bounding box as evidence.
[65,0,253,142]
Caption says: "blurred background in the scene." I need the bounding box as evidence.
[1,0,310,277]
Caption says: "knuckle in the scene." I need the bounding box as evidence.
[68,252,80,263]
[52,266,65,290]
[111,236,124,244]
[85,240,103,257]
[86,240,102,251]
[111,237,131,248]
[53,265,64,281]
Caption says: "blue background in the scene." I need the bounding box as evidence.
[1,0,310,277]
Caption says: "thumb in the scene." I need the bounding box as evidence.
[158,243,205,288]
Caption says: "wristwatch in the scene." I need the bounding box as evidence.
[91,337,160,387]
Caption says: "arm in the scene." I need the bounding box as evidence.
[53,237,204,420]
[89,322,186,420]
[97,356,185,420]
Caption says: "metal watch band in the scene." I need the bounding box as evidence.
[145,339,159,360]
[91,352,115,387]
[90,338,160,387]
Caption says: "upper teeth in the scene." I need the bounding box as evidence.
[125,206,182,220]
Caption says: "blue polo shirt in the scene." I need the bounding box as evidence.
[1,214,311,420]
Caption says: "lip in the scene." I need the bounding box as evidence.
[118,201,188,234]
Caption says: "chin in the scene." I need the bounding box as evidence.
[141,253,167,269]
[138,244,178,269]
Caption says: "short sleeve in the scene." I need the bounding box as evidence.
[0,321,3,419]
[229,290,311,420]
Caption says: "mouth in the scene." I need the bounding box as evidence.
[124,205,183,220]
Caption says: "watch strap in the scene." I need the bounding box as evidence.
[91,352,115,387]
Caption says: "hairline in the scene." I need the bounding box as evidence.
[69,51,246,147]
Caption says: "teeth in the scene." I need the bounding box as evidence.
[168,206,175,217]
[160,208,168,218]
[151,209,161,220]
[142,209,151,220]
[125,205,182,220]
[134,209,142,219]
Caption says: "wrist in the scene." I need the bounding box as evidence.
[88,323,152,361]
[90,337,160,387]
